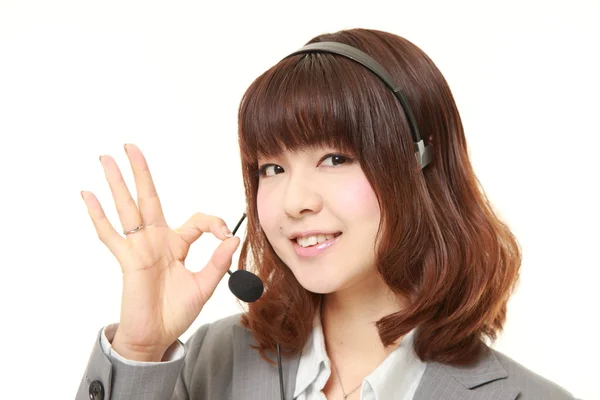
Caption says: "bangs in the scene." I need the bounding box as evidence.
[238,53,382,164]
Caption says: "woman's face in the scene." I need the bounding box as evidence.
[256,146,381,294]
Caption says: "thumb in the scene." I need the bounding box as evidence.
[193,236,241,302]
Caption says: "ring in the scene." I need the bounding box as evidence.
[123,223,145,235]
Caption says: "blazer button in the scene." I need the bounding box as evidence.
[89,380,105,400]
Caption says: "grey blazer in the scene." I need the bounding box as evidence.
[76,313,578,400]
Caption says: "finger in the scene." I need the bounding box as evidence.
[123,144,167,227]
[175,213,233,246]
[193,236,241,303]
[99,155,143,234]
[81,190,126,257]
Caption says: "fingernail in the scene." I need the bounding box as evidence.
[124,144,129,153]
[80,191,85,200]
[222,227,233,238]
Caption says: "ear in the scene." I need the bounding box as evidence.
[428,135,434,145]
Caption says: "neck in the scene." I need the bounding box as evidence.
[320,272,406,364]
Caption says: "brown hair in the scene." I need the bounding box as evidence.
[236,28,521,366]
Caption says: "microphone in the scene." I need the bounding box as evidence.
[226,213,264,302]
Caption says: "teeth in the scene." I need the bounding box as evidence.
[296,233,337,248]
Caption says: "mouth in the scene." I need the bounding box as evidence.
[292,232,342,248]
[290,232,342,257]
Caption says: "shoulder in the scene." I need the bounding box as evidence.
[184,312,245,355]
[489,348,577,399]
[197,312,245,337]
[429,345,578,400]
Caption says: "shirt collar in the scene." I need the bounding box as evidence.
[294,311,329,397]
[293,310,426,399]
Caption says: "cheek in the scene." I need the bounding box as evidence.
[333,174,380,220]
[256,187,277,230]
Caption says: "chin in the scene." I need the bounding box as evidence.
[296,278,341,294]
[288,265,350,294]
[273,244,372,294]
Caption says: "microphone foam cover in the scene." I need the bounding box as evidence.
[228,270,264,303]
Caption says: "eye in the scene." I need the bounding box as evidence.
[257,164,284,177]
[320,154,351,167]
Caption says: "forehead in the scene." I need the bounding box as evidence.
[237,54,376,166]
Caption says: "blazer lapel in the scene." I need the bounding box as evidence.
[231,325,301,400]
[413,349,520,400]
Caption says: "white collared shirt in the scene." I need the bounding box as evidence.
[100,314,426,399]
[293,312,426,400]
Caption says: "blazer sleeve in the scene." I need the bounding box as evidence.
[75,323,212,400]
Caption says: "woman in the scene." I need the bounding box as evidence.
[77,28,577,399]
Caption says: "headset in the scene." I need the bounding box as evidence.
[227,41,434,400]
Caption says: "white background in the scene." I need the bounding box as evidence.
[0,0,598,398]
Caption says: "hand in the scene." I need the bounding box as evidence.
[81,143,240,361]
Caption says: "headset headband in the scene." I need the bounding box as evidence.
[283,41,433,169]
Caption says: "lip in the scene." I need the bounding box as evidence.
[292,233,342,258]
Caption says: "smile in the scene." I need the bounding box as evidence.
[292,233,342,257]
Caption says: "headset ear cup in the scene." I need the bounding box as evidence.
[414,140,433,169]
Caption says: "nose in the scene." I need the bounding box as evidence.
[282,173,323,219]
